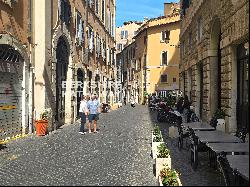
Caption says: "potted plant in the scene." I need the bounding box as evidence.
[152,126,164,159]
[155,143,171,178]
[211,109,226,132]
[35,110,49,136]
[158,167,182,186]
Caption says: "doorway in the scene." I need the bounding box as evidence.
[210,18,222,116]
[55,36,69,123]
[77,69,84,118]
[237,42,249,132]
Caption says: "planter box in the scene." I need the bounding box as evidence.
[158,174,182,186]
[35,120,48,136]
[216,119,225,132]
[152,142,165,159]
[155,157,171,178]
[152,131,163,145]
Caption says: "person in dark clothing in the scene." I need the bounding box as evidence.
[183,95,191,110]
[183,95,191,122]
[123,96,127,105]
[176,97,184,114]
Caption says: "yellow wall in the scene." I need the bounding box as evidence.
[147,21,180,94]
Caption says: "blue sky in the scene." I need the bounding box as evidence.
[116,0,179,27]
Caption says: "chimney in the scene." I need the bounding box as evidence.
[164,3,179,16]
[143,17,149,23]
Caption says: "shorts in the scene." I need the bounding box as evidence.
[88,114,99,122]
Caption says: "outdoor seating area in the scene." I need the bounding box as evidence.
[177,121,249,186]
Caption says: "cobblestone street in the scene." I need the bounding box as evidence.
[0,105,223,186]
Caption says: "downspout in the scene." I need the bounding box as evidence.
[28,0,34,134]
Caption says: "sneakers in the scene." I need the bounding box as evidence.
[79,132,86,135]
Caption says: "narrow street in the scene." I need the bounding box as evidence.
[0,106,156,186]
[0,105,223,186]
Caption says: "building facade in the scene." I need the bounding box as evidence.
[0,0,116,141]
[179,0,249,133]
[116,21,142,53]
[119,4,181,104]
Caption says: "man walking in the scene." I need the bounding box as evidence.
[79,95,89,135]
[87,95,101,133]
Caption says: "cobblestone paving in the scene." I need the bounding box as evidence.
[0,105,156,186]
[0,105,225,186]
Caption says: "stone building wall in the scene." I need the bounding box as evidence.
[180,0,249,132]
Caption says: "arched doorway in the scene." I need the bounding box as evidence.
[76,69,85,118]
[209,17,222,117]
[0,44,24,139]
[55,36,69,124]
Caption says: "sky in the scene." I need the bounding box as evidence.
[116,0,180,27]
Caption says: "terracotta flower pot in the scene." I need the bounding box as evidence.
[35,120,48,136]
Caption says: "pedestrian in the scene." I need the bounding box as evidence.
[183,95,191,122]
[130,96,135,107]
[79,95,90,135]
[176,97,184,114]
[123,96,126,105]
[87,95,101,133]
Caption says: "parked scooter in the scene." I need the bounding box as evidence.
[186,106,199,122]
[157,104,182,124]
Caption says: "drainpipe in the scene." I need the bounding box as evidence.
[28,0,34,134]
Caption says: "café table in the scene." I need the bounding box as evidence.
[190,130,242,170]
[207,142,249,154]
[195,130,242,143]
[227,155,249,182]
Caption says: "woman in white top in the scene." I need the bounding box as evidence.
[79,95,90,134]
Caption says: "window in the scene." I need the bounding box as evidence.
[161,30,170,42]
[121,31,125,39]
[59,0,71,26]
[102,40,106,59]
[161,51,168,66]
[161,75,168,83]
[95,0,99,14]
[117,43,123,51]
[102,0,105,22]
[76,11,84,46]
[96,34,101,57]
[126,31,129,39]
[197,17,203,41]
[88,26,94,52]
[139,58,141,69]
[133,47,135,58]
[173,77,177,83]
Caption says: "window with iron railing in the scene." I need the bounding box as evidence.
[88,26,94,52]
[75,11,84,46]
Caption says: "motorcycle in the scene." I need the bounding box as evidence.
[157,104,182,124]
[186,106,199,122]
